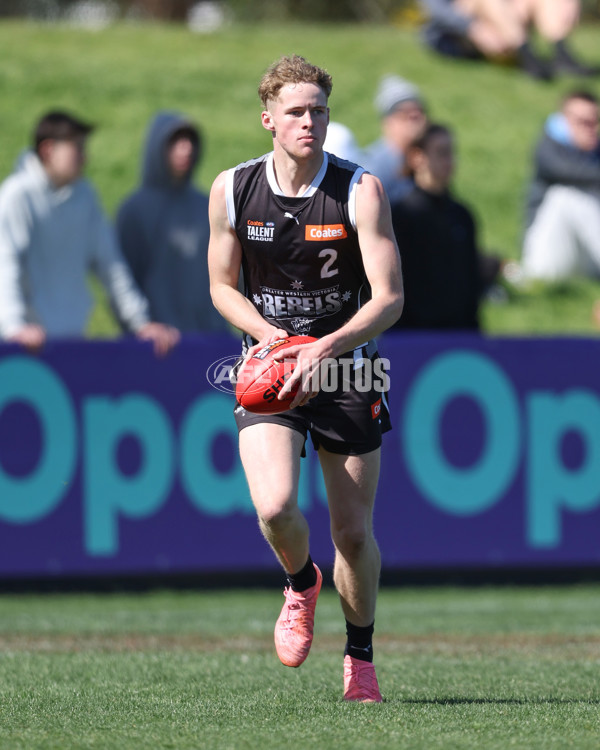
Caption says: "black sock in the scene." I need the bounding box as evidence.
[553,39,599,76]
[555,39,582,64]
[517,41,554,81]
[554,39,570,59]
[344,619,374,663]
[286,555,317,592]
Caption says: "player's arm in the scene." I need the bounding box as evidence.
[320,171,404,358]
[208,171,282,343]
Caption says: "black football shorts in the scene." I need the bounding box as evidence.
[233,352,392,456]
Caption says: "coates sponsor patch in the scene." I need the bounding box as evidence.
[371,398,382,419]
[305,224,348,241]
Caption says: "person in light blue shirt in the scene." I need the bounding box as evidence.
[522,90,600,282]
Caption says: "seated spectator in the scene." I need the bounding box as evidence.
[419,0,598,81]
[363,75,428,202]
[117,111,228,333]
[0,111,179,355]
[323,121,365,165]
[390,123,499,330]
[521,90,600,281]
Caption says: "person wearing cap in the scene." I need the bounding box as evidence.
[0,110,180,355]
[362,75,428,203]
[116,111,228,334]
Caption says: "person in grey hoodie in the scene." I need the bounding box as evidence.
[0,110,180,356]
[116,111,227,334]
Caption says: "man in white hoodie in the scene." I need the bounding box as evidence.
[0,111,179,355]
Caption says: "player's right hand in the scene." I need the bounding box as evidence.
[238,327,289,379]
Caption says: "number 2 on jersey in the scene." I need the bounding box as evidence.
[319,248,339,279]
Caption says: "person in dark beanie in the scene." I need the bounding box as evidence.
[363,75,428,203]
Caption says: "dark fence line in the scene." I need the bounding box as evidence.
[2,565,600,594]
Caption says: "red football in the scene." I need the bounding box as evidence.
[235,335,318,414]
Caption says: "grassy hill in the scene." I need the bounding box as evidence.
[0,18,599,335]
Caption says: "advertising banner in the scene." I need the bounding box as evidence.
[1,333,600,578]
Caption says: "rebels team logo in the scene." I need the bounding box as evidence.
[305,224,348,241]
[260,286,342,319]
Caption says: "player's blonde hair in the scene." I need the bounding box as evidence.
[258,55,333,108]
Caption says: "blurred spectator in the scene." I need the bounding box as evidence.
[520,90,600,283]
[117,111,227,333]
[323,121,365,164]
[419,0,598,81]
[363,75,428,202]
[390,123,500,331]
[0,111,179,355]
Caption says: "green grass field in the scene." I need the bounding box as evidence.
[1,584,600,749]
[1,19,600,335]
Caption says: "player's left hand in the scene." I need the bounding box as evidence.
[136,322,181,358]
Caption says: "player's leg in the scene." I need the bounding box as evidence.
[239,422,308,574]
[319,446,383,701]
[320,447,381,626]
[239,421,322,668]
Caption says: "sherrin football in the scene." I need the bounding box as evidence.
[235,335,318,414]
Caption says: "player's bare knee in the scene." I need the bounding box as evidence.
[257,499,298,529]
[331,524,371,562]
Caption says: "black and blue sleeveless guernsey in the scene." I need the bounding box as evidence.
[225,151,374,354]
